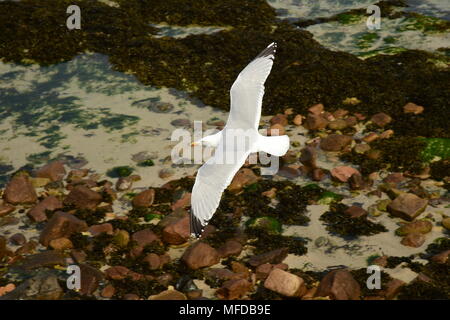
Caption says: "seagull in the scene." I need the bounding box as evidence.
[190,42,290,238]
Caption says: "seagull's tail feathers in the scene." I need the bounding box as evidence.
[256,134,290,157]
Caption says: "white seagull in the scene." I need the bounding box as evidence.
[190,42,290,238]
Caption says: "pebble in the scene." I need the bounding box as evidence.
[330,166,360,182]
[35,161,66,182]
[181,242,220,270]
[264,268,307,297]
[395,220,432,236]
[3,174,38,205]
[270,114,288,126]
[27,196,63,222]
[303,114,328,130]
[308,103,324,115]
[371,112,392,127]
[320,134,352,152]
[387,193,428,221]
[9,233,26,246]
[403,102,424,114]
[401,233,425,248]
[39,211,88,247]
[63,185,102,210]
[0,203,15,217]
[293,114,303,126]
[217,279,252,300]
[315,269,361,300]
[132,189,155,208]
[228,168,258,193]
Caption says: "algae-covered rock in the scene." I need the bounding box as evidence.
[246,216,282,235]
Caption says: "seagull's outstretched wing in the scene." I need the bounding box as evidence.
[227,42,277,130]
[190,143,249,238]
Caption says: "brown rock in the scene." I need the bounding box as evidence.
[35,161,66,182]
[70,249,87,263]
[403,102,424,115]
[228,168,258,193]
[372,255,388,268]
[63,185,102,210]
[124,293,140,300]
[181,242,220,270]
[217,239,243,258]
[143,253,161,270]
[395,220,432,236]
[149,289,187,300]
[115,177,133,191]
[312,168,326,181]
[382,279,405,299]
[362,132,379,143]
[216,279,252,300]
[345,116,358,127]
[3,174,38,205]
[49,237,73,250]
[104,266,142,281]
[101,285,115,298]
[131,228,160,247]
[308,103,324,115]
[207,268,245,282]
[9,233,26,246]
[441,217,450,230]
[39,211,88,246]
[248,248,288,267]
[430,250,450,264]
[331,166,360,182]
[264,268,307,297]
[344,206,367,218]
[27,196,63,222]
[315,269,361,300]
[333,109,349,118]
[401,233,425,247]
[379,129,394,139]
[162,215,190,245]
[320,134,352,152]
[304,114,329,130]
[0,203,15,217]
[262,188,277,199]
[132,189,155,208]
[293,114,303,126]
[89,223,114,236]
[15,250,66,270]
[387,193,428,221]
[15,240,38,256]
[171,192,191,211]
[277,165,302,179]
[384,172,404,184]
[255,263,273,280]
[299,146,317,168]
[371,112,392,127]
[79,263,104,296]
[348,173,367,190]
[354,143,370,154]
[268,123,285,136]
[328,119,348,130]
[270,114,288,126]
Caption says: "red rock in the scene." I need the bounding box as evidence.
[304,114,329,130]
[228,168,258,193]
[132,189,155,208]
[207,268,244,282]
[39,211,88,246]
[79,263,104,296]
[382,279,405,299]
[9,233,26,246]
[315,269,361,300]
[387,193,428,221]
[63,185,102,210]
[181,242,220,270]
[89,223,114,236]
[430,250,450,264]
[216,279,252,300]
[293,114,303,126]
[299,146,317,168]
[35,161,66,182]
[379,129,394,139]
[401,233,425,248]
[312,168,326,181]
[371,112,392,127]
[101,284,115,298]
[171,192,191,210]
[143,253,161,270]
[149,289,187,300]
[264,268,307,297]
[248,248,288,267]
[27,196,63,222]
[362,132,379,143]
[267,123,285,136]
[49,237,73,250]
[403,102,424,115]
[308,103,324,115]
[162,215,190,245]
[70,249,87,263]
[0,203,15,217]
[131,228,160,247]
[354,113,366,120]
[104,266,142,281]
[255,264,273,280]
[217,239,243,258]
[3,174,38,205]
[331,166,360,182]
[270,114,288,126]
[320,134,352,152]
[344,206,367,218]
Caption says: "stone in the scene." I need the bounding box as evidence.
[63,185,102,210]
[442,217,450,230]
[49,237,73,250]
[362,132,379,143]
[131,228,160,247]
[248,248,288,267]
[101,285,115,298]
[293,114,303,126]
[171,192,191,211]
[320,134,352,152]
[315,269,361,300]
[149,289,187,300]
[387,193,428,221]
[308,103,324,115]
[331,166,360,182]
[348,173,366,190]
[89,223,114,236]
[216,279,252,300]
[217,239,243,258]
[159,168,174,179]
[430,250,450,264]
[312,168,326,181]
[35,161,66,182]
[0,203,15,217]
[277,165,302,179]
[181,242,220,270]
[0,271,63,300]
[328,119,348,130]
[79,263,104,296]
[143,253,161,270]
[27,196,63,222]
[384,172,404,184]
[304,114,328,130]
[382,279,405,299]
[14,250,66,270]
[104,266,142,281]
[372,255,388,268]
[3,174,37,205]
[333,109,349,118]
[403,102,424,115]
[371,112,392,127]
[345,116,358,127]
[162,215,190,245]
[268,123,285,136]
[15,240,38,256]
[113,230,130,248]
[379,129,394,139]
[264,268,307,297]
[401,233,425,248]
[270,114,288,126]
[132,189,155,208]
[70,249,87,263]
[124,293,140,300]
[115,177,133,191]
[299,146,317,168]
[395,220,432,236]
[228,168,258,193]
[39,211,88,246]
[344,206,367,218]
[9,233,26,246]
[354,143,370,154]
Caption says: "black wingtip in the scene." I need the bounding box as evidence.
[190,212,205,239]
[255,42,277,59]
